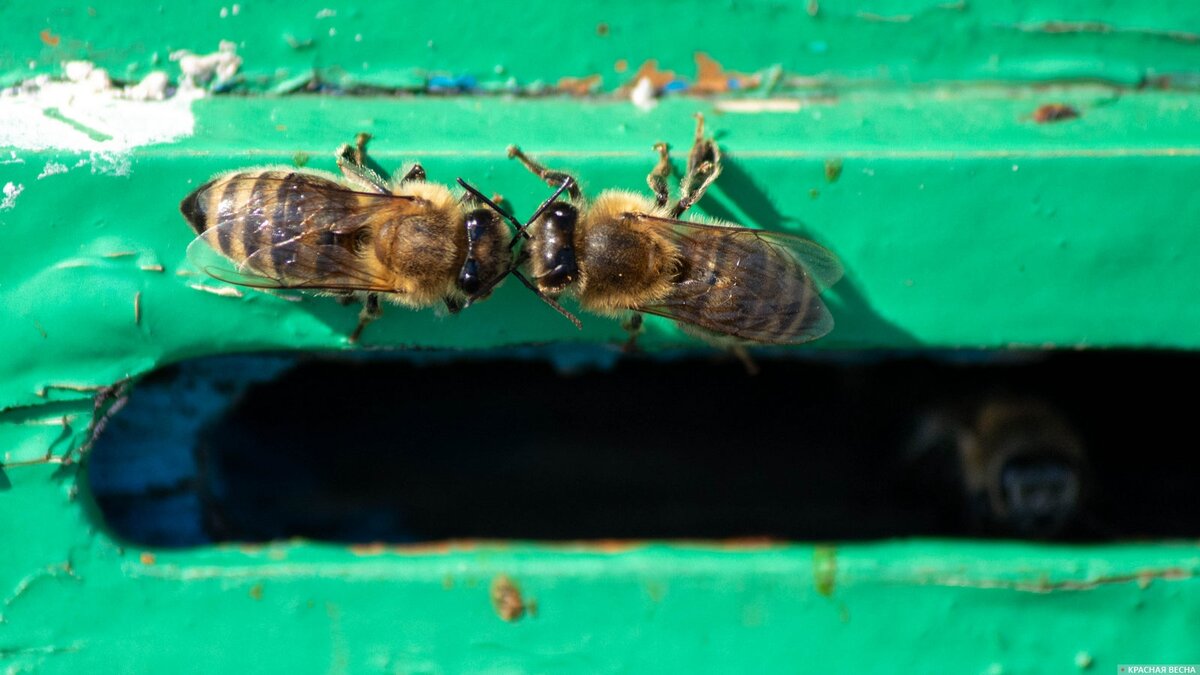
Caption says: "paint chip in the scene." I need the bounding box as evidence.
[171,41,242,90]
[1033,103,1080,123]
[0,61,202,153]
[37,161,68,179]
[630,77,658,111]
[558,74,601,96]
[63,61,112,91]
[825,158,844,183]
[1,182,24,210]
[692,52,759,94]
[90,151,132,177]
[490,575,534,622]
[125,72,170,101]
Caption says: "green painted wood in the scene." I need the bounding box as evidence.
[3,91,1200,411]
[2,461,1199,673]
[5,0,1200,90]
[5,1,1200,672]
[2,90,1200,672]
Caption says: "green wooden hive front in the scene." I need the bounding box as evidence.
[2,1,1199,671]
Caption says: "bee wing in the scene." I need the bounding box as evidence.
[186,232,396,291]
[637,295,835,345]
[631,213,844,290]
[186,175,426,292]
[625,213,842,344]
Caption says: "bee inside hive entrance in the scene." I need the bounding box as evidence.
[85,350,1200,547]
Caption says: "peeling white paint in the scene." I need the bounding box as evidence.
[171,40,242,90]
[125,71,170,101]
[37,161,68,179]
[0,52,222,155]
[63,60,113,91]
[630,77,658,112]
[1,182,24,211]
[89,151,132,177]
[0,77,199,153]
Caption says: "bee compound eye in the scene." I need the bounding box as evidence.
[458,258,482,295]
[465,209,495,243]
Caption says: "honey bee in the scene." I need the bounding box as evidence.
[908,397,1089,538]
[180,134,528,342]
[505,114,843,345]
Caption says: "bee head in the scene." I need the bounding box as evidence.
[997,455,1081,538]
[457,208,510,302]
[453,177,583,329]
[526,201,579,295]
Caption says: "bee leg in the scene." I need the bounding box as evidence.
[459,187,511,215]
[399,163,427,183]
[352,132,371,164]
[336,135,391,194]
[647,142,673,208]
[348,292,382,344]
[443,296,463,315]
[730,345,760,376]
[506,145,583,200]
[334,293,356,306]
[672,113,723,217]
[621,312,644,353]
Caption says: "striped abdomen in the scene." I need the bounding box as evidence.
[180,169,367,283]
[651,229,833,344]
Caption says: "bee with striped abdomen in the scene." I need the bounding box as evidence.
[506,115,843,346]
[180,135,519,342]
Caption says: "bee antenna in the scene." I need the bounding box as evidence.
[465,261,513,307]
[509,177,574,250]
[456,178,522,230]
[455,176,580,330]
[511,269,583,330]
[454,176,573,250]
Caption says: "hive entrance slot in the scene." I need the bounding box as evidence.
[86,351,1200,547]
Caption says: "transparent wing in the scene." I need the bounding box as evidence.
[184,173,425,292]
[625,212,840,344]
[628,212,843,290]
[186,232,395,291]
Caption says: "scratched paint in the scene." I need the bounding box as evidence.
[3,1,1200,92]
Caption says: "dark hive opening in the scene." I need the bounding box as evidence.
[86,350,1200,547]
